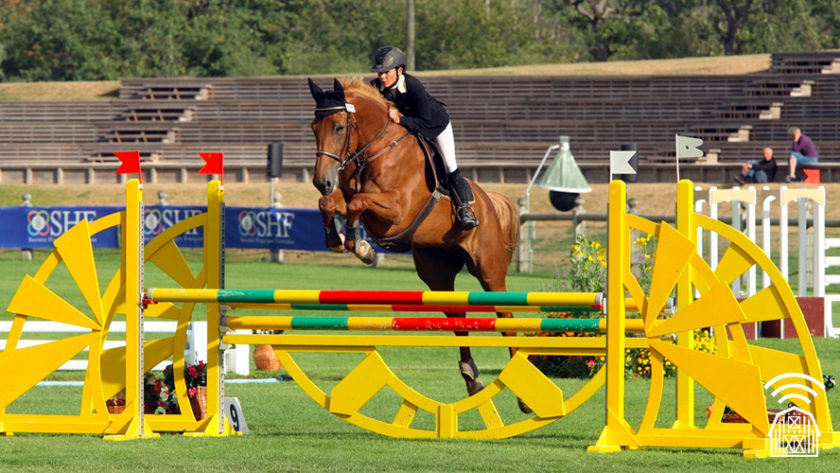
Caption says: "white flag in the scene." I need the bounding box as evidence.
[610,150,637,175]
[675,134,704,159]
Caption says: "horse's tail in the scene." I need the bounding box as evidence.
[487,191,520,264]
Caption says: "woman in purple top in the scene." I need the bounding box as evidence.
[786,127,818,182]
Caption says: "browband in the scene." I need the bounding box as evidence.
[314,103,356,115]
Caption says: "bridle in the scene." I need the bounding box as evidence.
[314,103,410,174]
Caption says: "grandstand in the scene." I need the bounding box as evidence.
[0,51,838,185]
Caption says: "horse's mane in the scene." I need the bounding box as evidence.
[340,78,390,108]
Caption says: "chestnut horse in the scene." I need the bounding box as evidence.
[308,78,525,410]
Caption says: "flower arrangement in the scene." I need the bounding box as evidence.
[184,360,207,398]
[107,362,208,416]
[160,361,208,417]
[560,234,607,293]
[144,372,174,414]
[162,361,207,397]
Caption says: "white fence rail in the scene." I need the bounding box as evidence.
[0,320,252,375]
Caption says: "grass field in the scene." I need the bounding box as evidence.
[1,52,838,470]
[1,254,839,472]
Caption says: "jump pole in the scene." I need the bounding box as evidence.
[222,315,645,333]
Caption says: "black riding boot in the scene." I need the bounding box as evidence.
[447,170,479,231]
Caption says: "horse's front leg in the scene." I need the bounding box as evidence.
[343,191,404,264]
[318,190,348,252]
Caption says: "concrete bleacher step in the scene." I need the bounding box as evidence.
[747,78,814,97]
[758,103,783,119]
[770,51,840,74]
[120,80,213,100]
[118,105,194,122]
[823,59,840,74]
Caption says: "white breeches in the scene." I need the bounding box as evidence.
[436,122,458,173]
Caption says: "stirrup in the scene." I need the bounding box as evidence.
[456,204,479,231]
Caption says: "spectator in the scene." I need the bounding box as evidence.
[734,147,777,184]
[786,127,818,182]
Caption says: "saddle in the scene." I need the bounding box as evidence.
[416,134,451,193]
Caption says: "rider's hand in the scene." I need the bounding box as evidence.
[388,107,400,123]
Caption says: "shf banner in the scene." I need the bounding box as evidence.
[0,206,120,248]
[0,206,390,252]
[225,206,324,250]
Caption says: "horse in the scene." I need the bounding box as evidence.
[308,78,527,411]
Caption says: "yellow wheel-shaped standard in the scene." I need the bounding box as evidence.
[1,208,211,435]
[616,184,837,455]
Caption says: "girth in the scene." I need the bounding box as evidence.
[369,138,445,252]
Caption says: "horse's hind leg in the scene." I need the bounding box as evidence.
[464,249,534,413]
[412,247,484,396]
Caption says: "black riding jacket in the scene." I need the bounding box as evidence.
[370,73,449,139]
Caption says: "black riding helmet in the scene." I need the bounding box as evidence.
[371,46,406,73]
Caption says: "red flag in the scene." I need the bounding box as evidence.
[803,168,821,185]
[198,152,224,175]
[114,151,142,183]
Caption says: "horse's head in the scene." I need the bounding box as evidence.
[308,78,356,195]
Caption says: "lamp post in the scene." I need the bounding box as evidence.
[519,136,592,273]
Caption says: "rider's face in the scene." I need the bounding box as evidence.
[378,67,399,88]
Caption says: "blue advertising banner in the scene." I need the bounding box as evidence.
[0,205,394,253]
[144,205,206,248]
[226,206,324,250]
[0,206,120,248]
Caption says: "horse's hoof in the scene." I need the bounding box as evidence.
[517,398,533,414]
[356,240,376,265]
[459,359,480,381]
[327,233,345,252]
[467,379,485,396]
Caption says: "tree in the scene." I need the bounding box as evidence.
[710,0,758,55]
[566,0,648,61]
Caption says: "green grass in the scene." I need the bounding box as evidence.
[2,253,840,471]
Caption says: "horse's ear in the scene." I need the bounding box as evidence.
[333,78,345,102]
[308,78,324,101]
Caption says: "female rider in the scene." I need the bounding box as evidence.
[369,45,479,231]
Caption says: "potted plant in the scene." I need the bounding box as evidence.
[253,330,282,371]
[161,361,208,419]
[106,372,173,415]
[185,360,207,419]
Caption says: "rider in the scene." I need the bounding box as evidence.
[369,45,479,231]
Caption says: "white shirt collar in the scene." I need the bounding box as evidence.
[388,74,407,93]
